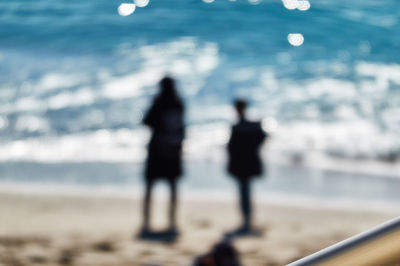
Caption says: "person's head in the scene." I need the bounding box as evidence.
[212,239,241,266]
[159,76,178,100]
[234,99,247,119]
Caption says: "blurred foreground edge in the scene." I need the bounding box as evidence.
[287,216,400,266]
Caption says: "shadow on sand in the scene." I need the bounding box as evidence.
[136,229,179,243]
[224,227,264,239]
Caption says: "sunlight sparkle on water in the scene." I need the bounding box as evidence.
[248,0,261,5]
[202,0,215,3]
[118,3,136,16]
[282,0,311,11]
[134,0,150,8]
[288,33,304,46]
[297,0,311,11]
[282,0,298,10]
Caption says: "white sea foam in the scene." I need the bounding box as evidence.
[1,40,400,175]
[47,89,96,110]
[0,129,146,162]
[37,73,87,92]
[99,38,220,100]
[15,115,50,133]
[101,71,156,100]
[356,62,400,91]
[0,120,399,178]
[14,97,44,112]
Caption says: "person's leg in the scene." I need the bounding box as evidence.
[142,178,154,232]
[168,178,178,231]
[238,177,251,229]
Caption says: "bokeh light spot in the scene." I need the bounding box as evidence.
[118,3,136,16]
[297,0,311,11]
[134,0,149,8]
[282,0,298,10]
[202,0,215,3]
[282,0,311,11]
[288,33,304,46]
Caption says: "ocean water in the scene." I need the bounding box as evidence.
[1,0,400,204]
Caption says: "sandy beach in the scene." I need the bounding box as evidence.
[0,191,397,266]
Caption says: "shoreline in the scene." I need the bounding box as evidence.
[1,151,400,177]
[1,181,400,213]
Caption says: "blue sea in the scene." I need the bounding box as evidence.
[0,0,400,206]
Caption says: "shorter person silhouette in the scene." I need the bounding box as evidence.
[227,99,267,235]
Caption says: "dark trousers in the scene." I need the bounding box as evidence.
[143,178,177,230]
[237,178,251,228]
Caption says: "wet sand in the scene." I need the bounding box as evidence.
[0,192,397,266]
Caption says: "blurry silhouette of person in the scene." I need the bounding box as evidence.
[141,76,184,235]
[227,99,267,235]
[193,238,242,266]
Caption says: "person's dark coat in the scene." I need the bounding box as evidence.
[143,96,184,181]
[227,119,266,179]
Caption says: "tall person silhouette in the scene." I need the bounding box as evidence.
[227,99,267,235]
[141,76,184,236]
